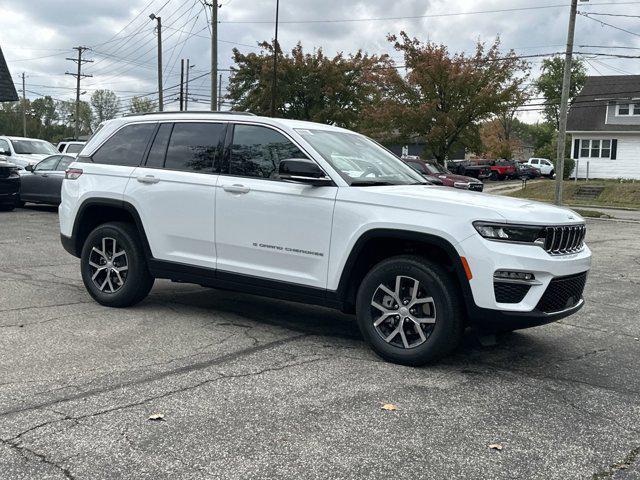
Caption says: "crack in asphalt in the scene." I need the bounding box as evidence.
[0,308,105,329]
[0,437,75,479]
[0,334,306,418]
[592,446,640,479]
[0,355,328,472]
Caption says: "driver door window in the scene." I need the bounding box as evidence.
[35,156,61,171]
[229,124,308,179]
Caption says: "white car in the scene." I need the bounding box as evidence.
[0,136,59,170]
[57,140,86,157]
[59,112,591,366]
[527,157,555,178]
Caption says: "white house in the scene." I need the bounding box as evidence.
[567,75,640,180]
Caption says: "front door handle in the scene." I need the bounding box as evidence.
[222,184,250,194]
[137,175,160,184]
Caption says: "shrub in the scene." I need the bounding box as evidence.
[553,157,575,179]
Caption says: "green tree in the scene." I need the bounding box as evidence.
[129,96,156,114]
[56,99,93,135]
[227,42,392,129]
[90,89,120,128]
[365,33,529,163]
[535,56,587,129]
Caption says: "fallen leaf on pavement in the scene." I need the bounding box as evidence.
[381,403,397,411]
[148,413,165,421]
[488,443,503,451]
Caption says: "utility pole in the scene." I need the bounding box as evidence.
[217,73,222,110]
[555,0,583,205]
[65,46,93,139]
[150,14,163,111]
[270,0,280,117]
[180,59,185,111]
[21,73,26,137]
[185,59,190,111]
[211,1,218,111]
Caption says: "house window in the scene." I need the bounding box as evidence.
[633,104,640,115]
[618,103,630,115]
[579,139,612,159]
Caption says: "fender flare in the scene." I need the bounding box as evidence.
[334,228,475,314]
[70,198,152,258]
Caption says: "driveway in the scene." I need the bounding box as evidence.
[0,207,639,479]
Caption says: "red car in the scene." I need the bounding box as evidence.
[402,157,484,192]
[470,159,516,181]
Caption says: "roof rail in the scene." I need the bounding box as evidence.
[123,110,256,117]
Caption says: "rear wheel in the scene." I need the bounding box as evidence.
[80,222,154,307]
[355,255,464,366]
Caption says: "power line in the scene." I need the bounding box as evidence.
[578,11,640,38]
[219,1,640,24]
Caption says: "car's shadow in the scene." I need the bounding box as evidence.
[145,284,541,363]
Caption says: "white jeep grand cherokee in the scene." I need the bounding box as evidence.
[59,112,591,366]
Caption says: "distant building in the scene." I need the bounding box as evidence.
[567,75,640,179]
[0,45,18,102]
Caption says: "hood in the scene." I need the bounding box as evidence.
[344,185,584,225]
[437,173,480,183]
[12,153,49,164]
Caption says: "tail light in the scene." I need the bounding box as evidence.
[65,168,83,180]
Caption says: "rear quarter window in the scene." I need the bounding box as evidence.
[91,123,156,167]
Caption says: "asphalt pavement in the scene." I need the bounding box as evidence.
[0,206,639,480]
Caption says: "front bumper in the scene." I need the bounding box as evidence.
[457,232,591,330]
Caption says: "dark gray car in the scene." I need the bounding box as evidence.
[19,155,74,205]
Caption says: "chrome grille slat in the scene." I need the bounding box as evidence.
[543,224,585,255]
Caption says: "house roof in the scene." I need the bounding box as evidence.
[0,45,18,102]
[566,75,640,132]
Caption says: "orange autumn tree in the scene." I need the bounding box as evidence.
[364,32,529,164]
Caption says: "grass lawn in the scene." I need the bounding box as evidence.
[506,179,640,209]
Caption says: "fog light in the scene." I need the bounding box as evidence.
[494,270,535,281]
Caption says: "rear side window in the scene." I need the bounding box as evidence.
[91,123,156,167]
[57,156,74,171]
[146,123,173,169]
[66,144,84,154]
[229,124,307,179]
[164,122,226,172]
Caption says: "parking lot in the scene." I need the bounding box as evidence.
[0,207,639,479]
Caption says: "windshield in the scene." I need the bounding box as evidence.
[424,162,449,175]
[66,144,84,154]
[11,140,57,155]
[296,129,426,186]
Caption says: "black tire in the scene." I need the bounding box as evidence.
[80,222,154,308]
[0,204,15,211]
[16,200,25,208]
[498,173,506,181]
[490,171,498,181]
[355,255,464,366]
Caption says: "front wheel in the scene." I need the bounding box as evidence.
[80,222,154,307]
[355,255,464,366]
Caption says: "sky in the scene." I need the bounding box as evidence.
[1,0,640,121]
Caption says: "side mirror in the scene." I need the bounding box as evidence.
[278,159,333,186]
[25,164,34,172]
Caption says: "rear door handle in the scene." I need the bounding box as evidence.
[137,175,160,184]
[222,184,250,194]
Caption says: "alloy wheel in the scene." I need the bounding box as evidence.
[370,275,436,349]
[88,237,128,293]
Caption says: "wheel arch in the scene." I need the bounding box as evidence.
[334,229,474,315]
[69,198,151,258]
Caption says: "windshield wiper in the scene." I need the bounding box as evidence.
[350,180,397,186]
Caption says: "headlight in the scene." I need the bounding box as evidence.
[473,221,546,244]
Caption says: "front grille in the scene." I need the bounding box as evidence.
[536,272,587,313]
[543,225,586,255]
[494,282,530,303]
[469,183,483,192]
